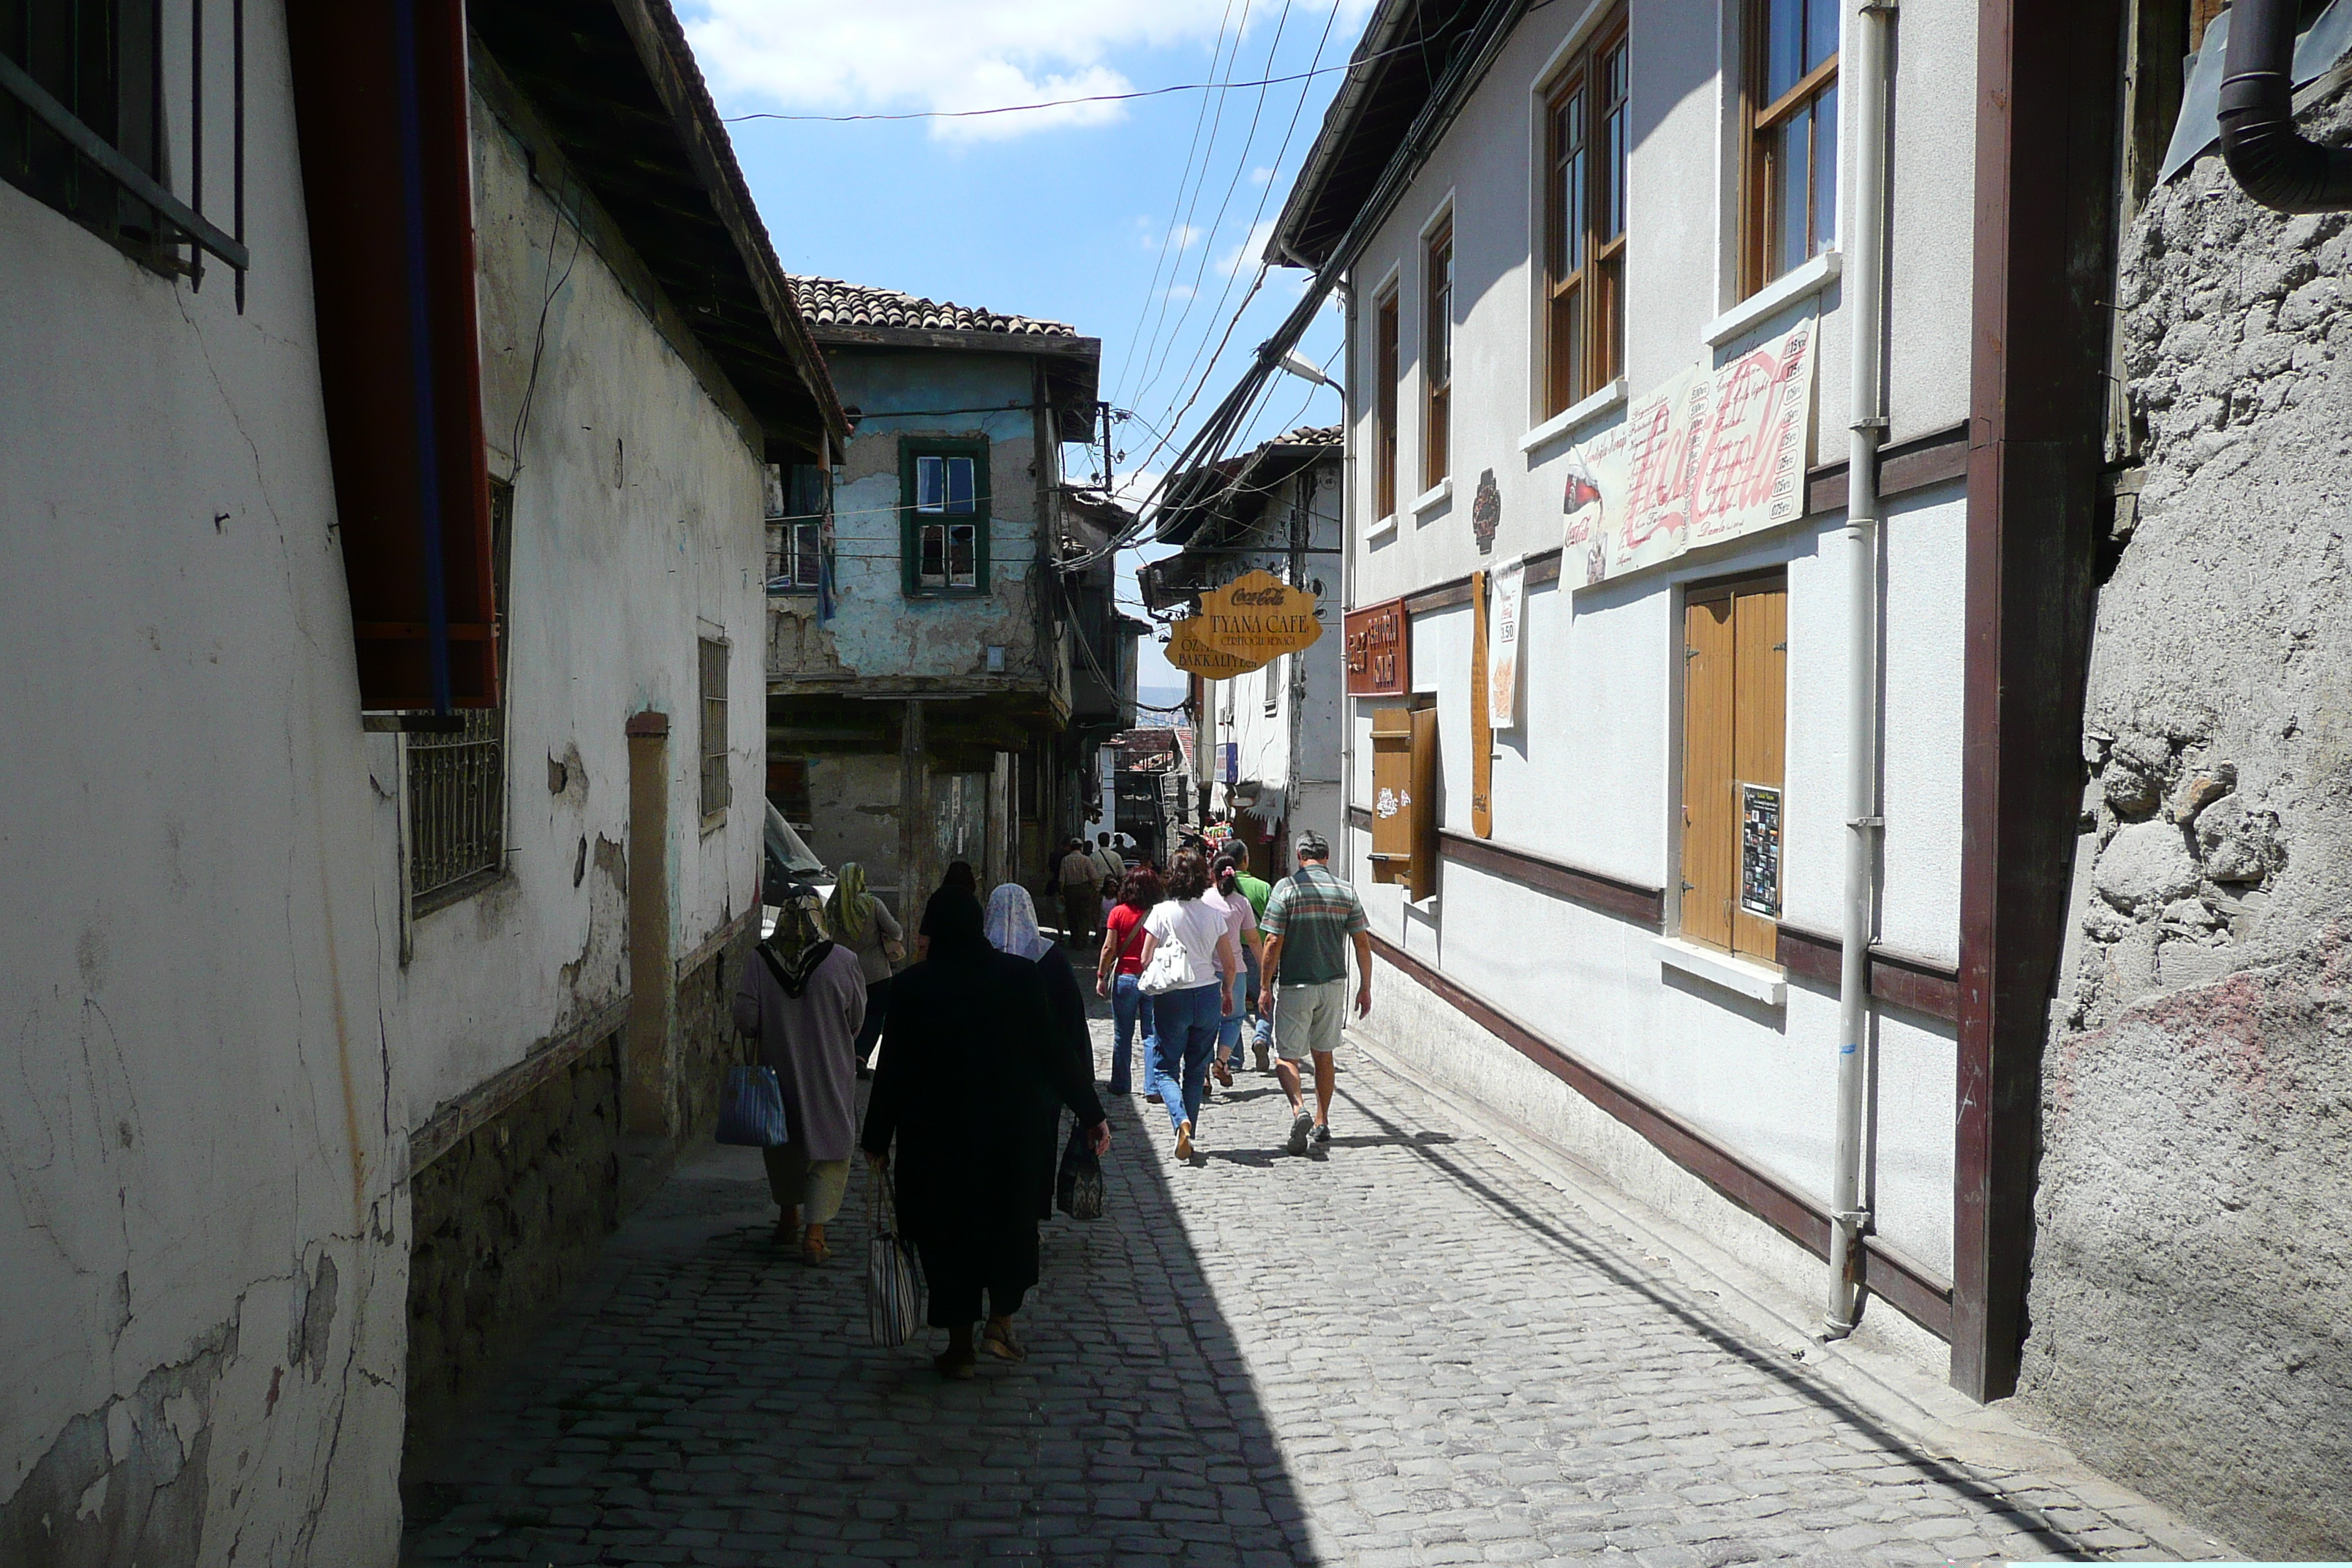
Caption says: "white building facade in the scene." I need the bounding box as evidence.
[1273,0,1979,1372]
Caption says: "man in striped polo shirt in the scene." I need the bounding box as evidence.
[1256,832,1373,1155]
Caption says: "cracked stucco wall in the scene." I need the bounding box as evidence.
[2013,93,2352,1561]
[388,78,767,1133]
[0,4,404,1558]
[777,351,1053,692]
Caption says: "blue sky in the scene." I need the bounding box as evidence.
[679,0,1370,701]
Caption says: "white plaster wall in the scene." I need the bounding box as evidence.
[1346,0,1978,611]
[388,96,768,1129]
[1328,1,1974,1313]
[0,12,403,1559]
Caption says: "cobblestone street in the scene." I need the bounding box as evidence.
[402,1001,2223,1568]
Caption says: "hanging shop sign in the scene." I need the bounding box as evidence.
[1343,598,1410,697]
[1166,614,1266,679]
[1487,556,1526,731]
[1559,317,1817,587]
[1197,569,1324,661]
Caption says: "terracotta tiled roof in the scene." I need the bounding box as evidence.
[1278,424,1342,448]
[788,275,1077,338]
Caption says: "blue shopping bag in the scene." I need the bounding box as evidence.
[716,1063,789,1147]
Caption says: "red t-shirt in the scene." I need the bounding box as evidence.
[1104,903,1150,976]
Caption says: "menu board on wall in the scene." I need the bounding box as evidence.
[1740,783,1783,919]
[1343,598,1410,697]
[1560,317,1817,587]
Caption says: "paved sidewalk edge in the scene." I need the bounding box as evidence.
[1345,1033,2242,1565]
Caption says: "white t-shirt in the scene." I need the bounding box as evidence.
[1143,897,1232,990]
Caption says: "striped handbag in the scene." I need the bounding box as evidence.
[866,1164,924,1348]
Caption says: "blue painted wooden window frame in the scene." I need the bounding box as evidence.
[900,437,991,597]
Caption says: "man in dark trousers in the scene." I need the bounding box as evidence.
[1057,838,1101,947]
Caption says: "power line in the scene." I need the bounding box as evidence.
[1126,0,1295,417]
[1107,0,1242,403]
[717,33,1433,126]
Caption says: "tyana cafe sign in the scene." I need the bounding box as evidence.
[1196,570,1323,662]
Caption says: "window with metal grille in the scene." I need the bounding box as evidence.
[699,636,730,819]
[1744,0,1839,295]
[404,481,512,910]
[1,0,250,287]
[1542,7,1629,418]
[1423,219,1453,489]
[900,438,989,595]
[764,461,830,594]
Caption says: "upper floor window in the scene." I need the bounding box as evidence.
[1424,218,1453,489]
[766,461,830,595]
[1745,0,1838,294]
[900,439,990,595]
[1542,10,1629,418]
[405,480,514,913]
[699,635,731,821]
[1373,287,1401,520]
[1,0,250,286]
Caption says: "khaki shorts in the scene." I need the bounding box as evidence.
[1273,978,1348,1062]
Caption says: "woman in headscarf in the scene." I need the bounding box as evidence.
[985,884,1096,1222]
[731,902,867,1264]
[823,862,902,1072]
[863,889,1111,1379]
[913,861,981,961]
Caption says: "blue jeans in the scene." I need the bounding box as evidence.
[1109,974,1153,1094]
[1150,983,1223,1134]
[1243,948,1270,1051]
[1218,962,1245,1060]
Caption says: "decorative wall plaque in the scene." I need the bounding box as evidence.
[1471,467,1501,554]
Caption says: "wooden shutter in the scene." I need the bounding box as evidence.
[1369,706,1414,881]
[1680,575,1786,960]
[287,0,497,712]
[1682,591,1738,949]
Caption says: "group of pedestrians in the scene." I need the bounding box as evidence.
[734,858,1111,1380]
[730,826,1367,1379]
[1089,830,1371,1161]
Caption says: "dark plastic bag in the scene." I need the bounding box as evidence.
[1055,1123,1104,1220]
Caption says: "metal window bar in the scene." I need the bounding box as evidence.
[0,0,249,285]
[407,706,505,904]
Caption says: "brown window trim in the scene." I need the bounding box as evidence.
[1541,7,1630,419]
[1738,0,1839,301]
[1374,287,1401,520]
[1424,217,1454,490]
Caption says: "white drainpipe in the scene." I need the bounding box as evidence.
[1827,0,1894,1339]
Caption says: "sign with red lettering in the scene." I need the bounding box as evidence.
[1343,598,1410,698]
[1561,317,1816,587]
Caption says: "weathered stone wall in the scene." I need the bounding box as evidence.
[2013,92,2352,1559]
[676,939,755,1142]
[403,1035,624,1463]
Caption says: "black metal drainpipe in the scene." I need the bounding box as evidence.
[2220,0,2352,211]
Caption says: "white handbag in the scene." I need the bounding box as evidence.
[1137,924,1192,995]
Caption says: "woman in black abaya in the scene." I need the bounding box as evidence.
[861,889,1111,1378]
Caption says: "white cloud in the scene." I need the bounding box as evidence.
[1164,283,1196,302]
[683,0,1245,143]
[1139,220,1203,252]
[1215,218,1280,278]
[1249,165,1274,186]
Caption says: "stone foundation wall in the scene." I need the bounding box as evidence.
[2013,88,2352,1560]
[676,933,755,1140]
[403,1033,624,1463]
